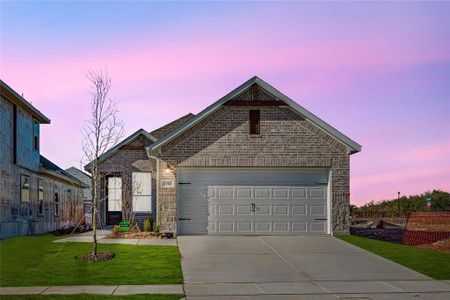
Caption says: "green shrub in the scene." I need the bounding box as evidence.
[143,215,154,232]
[154,225,160,236]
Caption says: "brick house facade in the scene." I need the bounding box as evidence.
[90,77,360,235]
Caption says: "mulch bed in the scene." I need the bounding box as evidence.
[76,251,115,263]
[106,232,173,239]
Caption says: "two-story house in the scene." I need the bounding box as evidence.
[0,80,87,239]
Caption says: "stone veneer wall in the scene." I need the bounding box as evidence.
[156,105,351,235]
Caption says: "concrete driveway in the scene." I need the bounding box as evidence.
[178,236,450,299]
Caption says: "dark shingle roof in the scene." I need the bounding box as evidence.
[40,155,86,187]
[150,113,195,138]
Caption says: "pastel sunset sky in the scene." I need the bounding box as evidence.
[1,1,449,206]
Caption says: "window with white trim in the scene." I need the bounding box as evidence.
[132,172,151,212]
[108,177,122,212]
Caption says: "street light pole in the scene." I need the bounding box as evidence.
[397,191,400,216]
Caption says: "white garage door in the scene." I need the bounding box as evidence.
[177,168,330,235]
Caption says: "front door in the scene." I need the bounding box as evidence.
[106,177,122,225]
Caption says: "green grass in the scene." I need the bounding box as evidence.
[338,235,450,280]
[0,295,183,300]
[0,235,183,286]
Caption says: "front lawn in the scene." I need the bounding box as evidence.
[338,235,450,280]
[0,235,183,286]
[1,295,183,300]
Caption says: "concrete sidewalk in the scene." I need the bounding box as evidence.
[3,281,450,299]
[0,285,183,296]
[183,280,450,298]
[53,230,177,246]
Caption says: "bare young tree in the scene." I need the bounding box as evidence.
[82,70,124,256]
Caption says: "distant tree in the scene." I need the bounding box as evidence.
[353,190,450,217]
[81,70,124,257]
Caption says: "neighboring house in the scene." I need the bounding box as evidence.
[65,167,92,203]
[65,167,93,225]
[0,80,86,239]
[86,76,361,235]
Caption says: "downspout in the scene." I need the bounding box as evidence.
[146,151,159,223]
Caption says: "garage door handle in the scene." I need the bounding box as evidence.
[178,218,191,221]
[315,218,327,221]
[178,182,191,185]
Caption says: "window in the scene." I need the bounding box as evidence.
[33,120,39,151]
[13,104,17,164]
[21,175,30,203]
[249,110,260,135]
[38,179,44,215]
[132,172,151,212]
[108,177,122,212]
[54,184,59,216]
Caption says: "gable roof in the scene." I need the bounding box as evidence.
[149,76,362,154]
[84,113,196,172]
[65,167,92,181]
[84,129,157,172]
[150,113,195,138]
[0,80,51,124]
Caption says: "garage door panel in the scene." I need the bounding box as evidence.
[218,188,234,198]
[309,222,326,232]
[255,221,271,232]
[273,188,289,198]
[273,205,289,215]
[236,188,252,198]
[255,188,271,198]
[292,222,307,232]
[236,205,252,215]
[292,205,307,215]
[310,205,326,215]
[177,168,329,235]
[292,188,307,198]
[273,222,289,232]
[309,187,327,199]
[218,221,234,232]
[218,205,234,215]
[255,205,270,214]
[236,221,252,232]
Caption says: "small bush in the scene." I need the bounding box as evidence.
[154,224,160,236]
[143,215,154,232]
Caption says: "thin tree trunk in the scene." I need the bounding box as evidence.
[92,175,97,255]
[92,204,97,255]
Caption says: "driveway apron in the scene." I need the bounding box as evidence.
[178,236,447,299]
